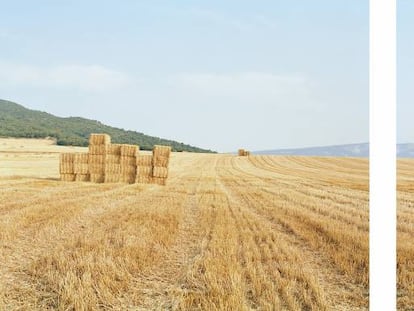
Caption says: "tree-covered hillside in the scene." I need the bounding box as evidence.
[0,99,215,152]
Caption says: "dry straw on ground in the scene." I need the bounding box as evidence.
[0,147,373,310]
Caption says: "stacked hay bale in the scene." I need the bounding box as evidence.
[59,133,174,185]
[89,134,110,183]
[120,144,138,184]
[238,149,250,156]
[136,154,153,184]
[105,144,122,183]
[60,153,75,181]
[74,153,90,181]
[152,145,171,186]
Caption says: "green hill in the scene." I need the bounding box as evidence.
[0,99,215,152]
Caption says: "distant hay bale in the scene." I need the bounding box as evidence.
[237,149,250,156]
[75,174,90,182]
[120,144,139,157]
[61,173,76,182]
[89,133,111,145]
[136,155,153,166]
[152,177,167,186]
[90,174,105,183]
[153,166,168,178]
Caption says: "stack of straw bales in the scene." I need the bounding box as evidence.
[120,144,138,184]
[60,153,75,181]
[152,145,171,185]
[238,149,250,156]
[105,144,122,183]
[74,153,90,181]
[89,134,110,183]
[59,133,172,185]
[136,154,153,184]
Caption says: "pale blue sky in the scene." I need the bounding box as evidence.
[0,1,373,152]
[398,0,414,146]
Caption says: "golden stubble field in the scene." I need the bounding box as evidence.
[0,138,412,310]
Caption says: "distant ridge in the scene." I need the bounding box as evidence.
[0,99,215,153]
[254,143,414,158]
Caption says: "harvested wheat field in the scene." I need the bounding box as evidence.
[0,138,374,310]
[397,159,414,310]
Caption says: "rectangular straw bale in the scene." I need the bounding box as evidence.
[120,174,136,184]
[105,174,120,183]
[152,166,168,178]
[135,175,152,184]
[153,155,169,167]
[106,144,122,155]
[74,153,89,163]
[90,174,105,183]
[106,154,121,164]
[89,145,107,155]
[89,155,105,164]
[137,166,152,177]
[152,177,166,186]
[60,162,74,174]
[105,163,121,174]
[136,155,153,166]
[60,173,76,182]
[74,162,89,174]
[89,163,105,174]
[121,165,136,175]
[153,145,171,157]
[238,149,245,156]
[75,174,90,182]
[120,156,136,166]
[60,153,75,163]
[120,145,139,157]
[89,133,111,145]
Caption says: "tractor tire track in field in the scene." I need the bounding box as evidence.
[216,157,367,310]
